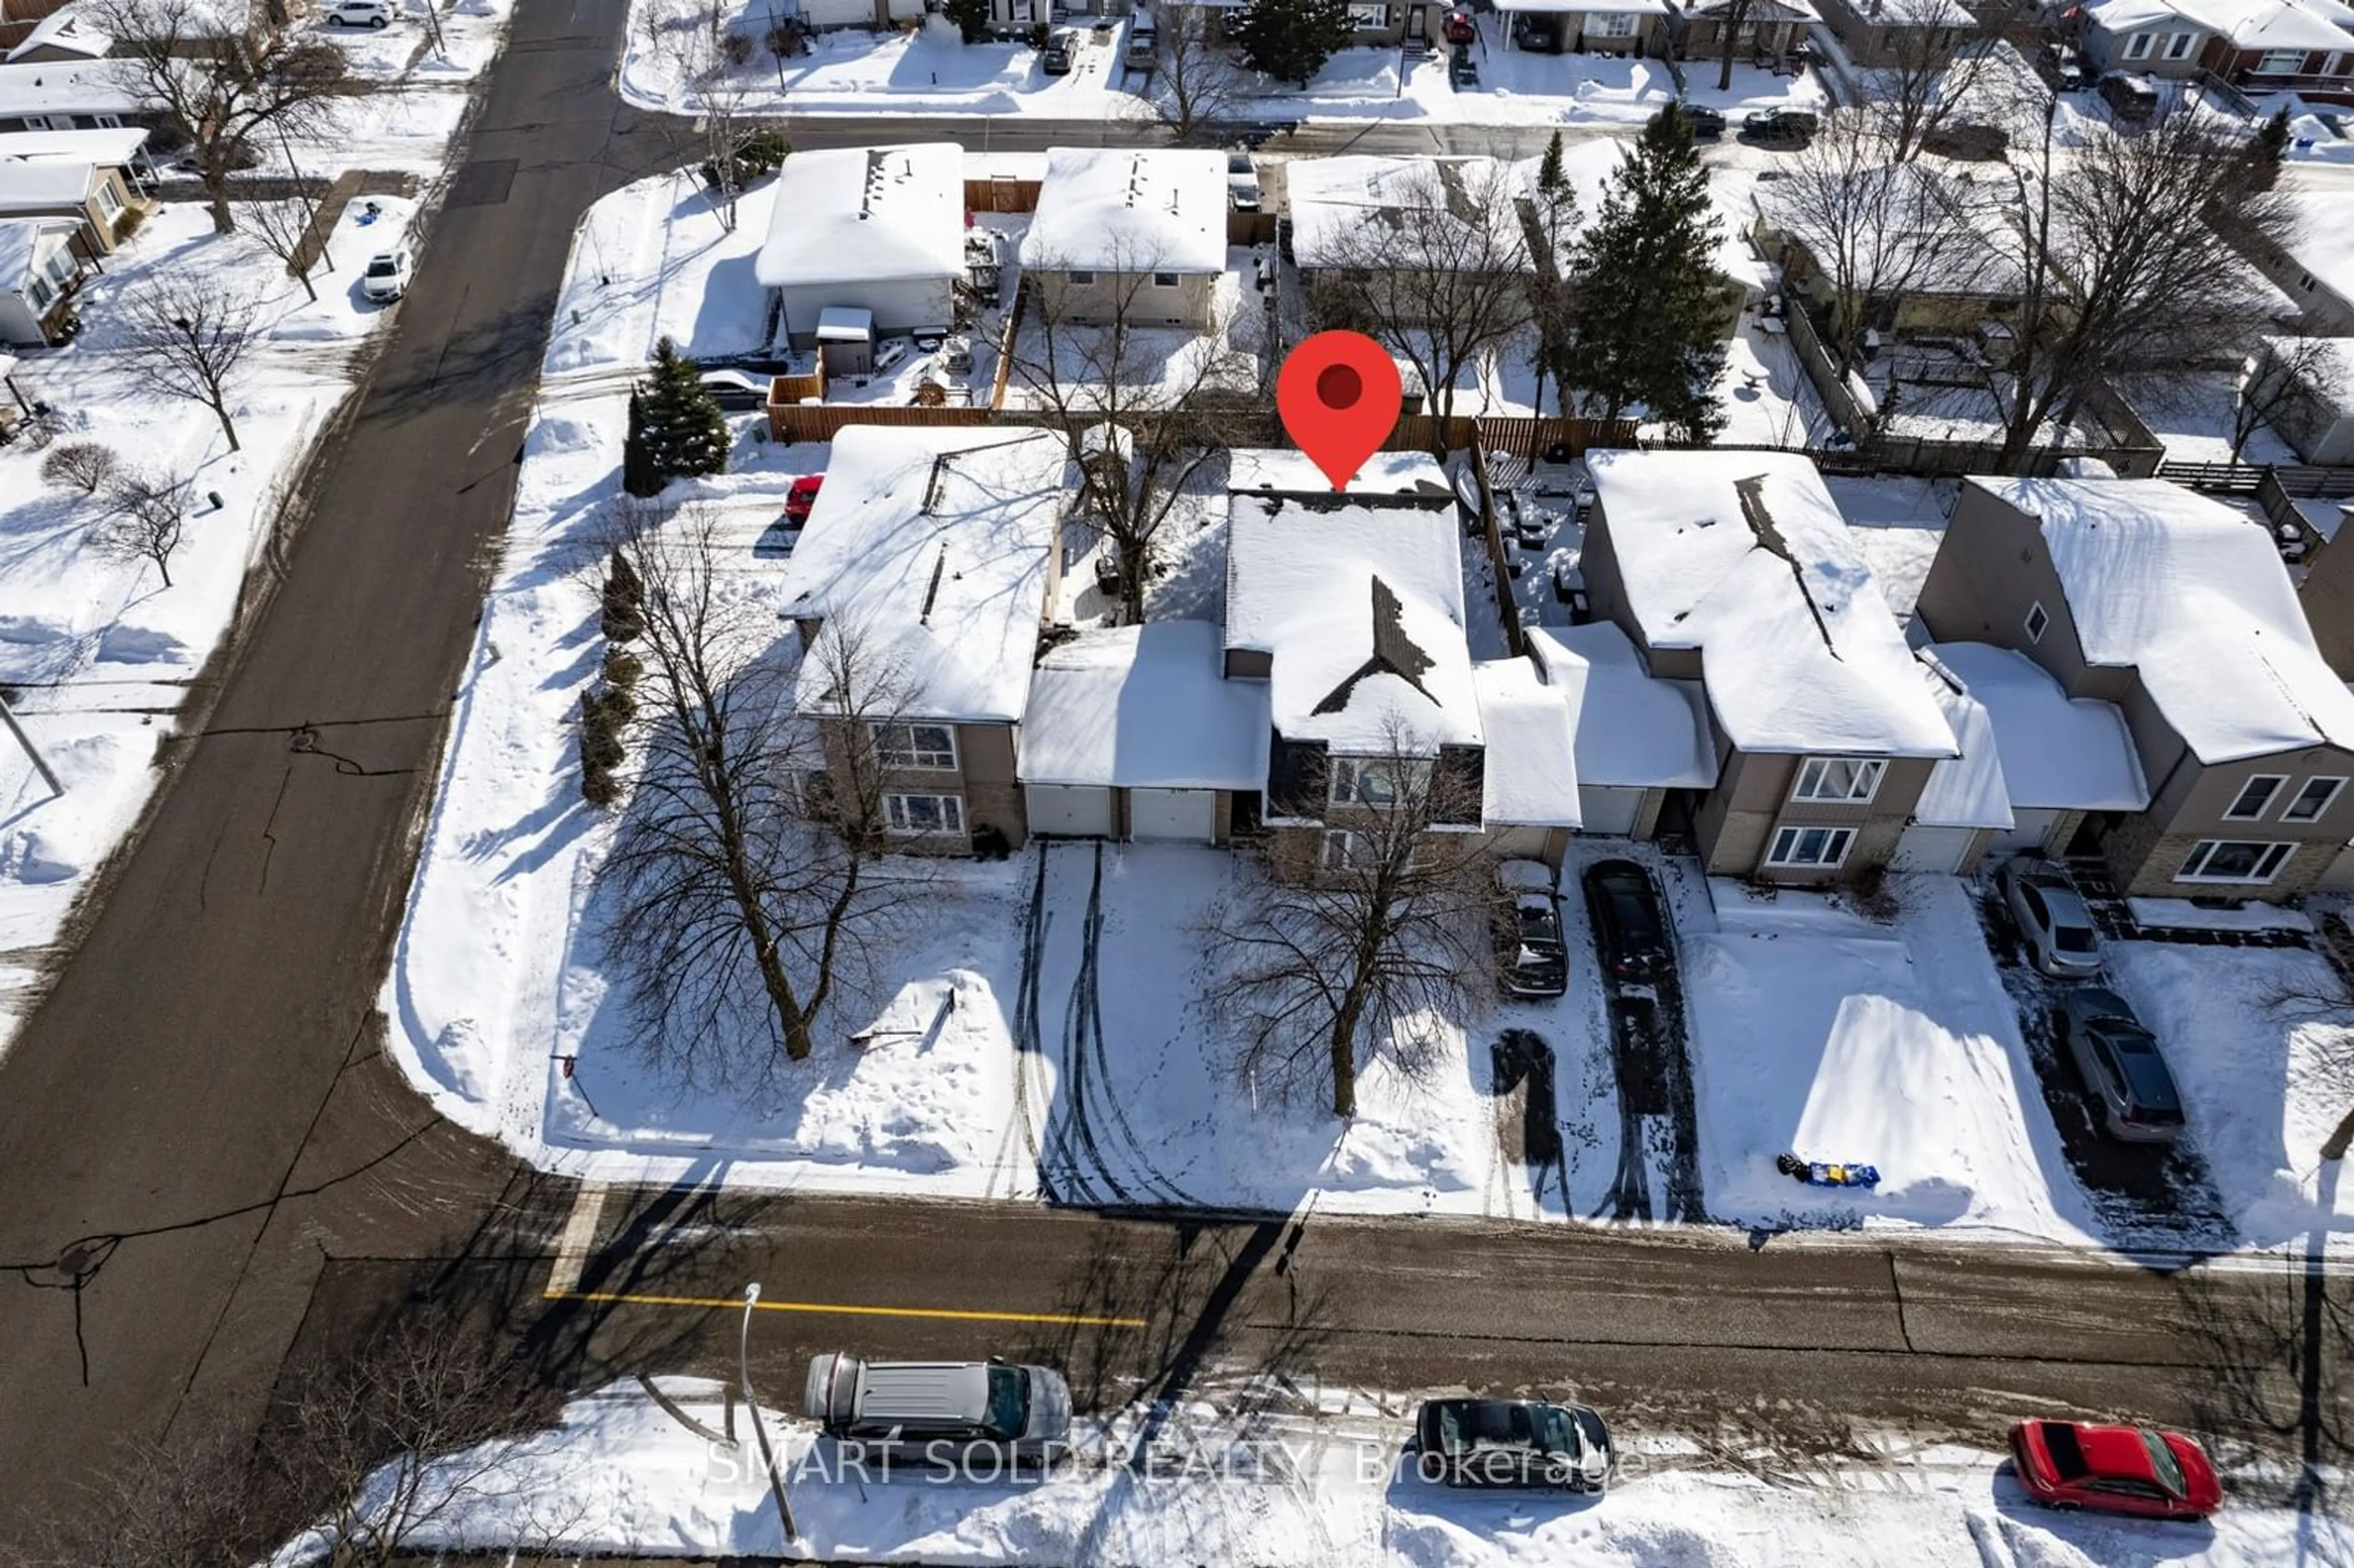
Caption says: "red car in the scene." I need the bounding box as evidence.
[1442,7,1476,43]
[784,474,823,527]
[2008,1420,2223,1520]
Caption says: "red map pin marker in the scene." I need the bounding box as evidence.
[1276,330,1401,494]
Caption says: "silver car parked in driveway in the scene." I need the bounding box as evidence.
[1998,856,2103,978]
[2060,987,2186,1143]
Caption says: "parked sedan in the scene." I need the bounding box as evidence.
[1227,151,1261,212]
[698,368,772,411]
[1041,35,1073,74]
[1414,1399,1615,1491]
[1495,861,1568,999]
[2009,1420,2222,1520]
[1998,856,2103,978]
[2060,988,2187,1143]
[1582,859,1671,985]
[784,474,823,527]
[1681,103,1726,138]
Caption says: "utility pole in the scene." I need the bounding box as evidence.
[275,119,332,275]
[739,1284,800,1544]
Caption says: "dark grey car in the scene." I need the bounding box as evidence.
[2060,988,2185,1144]
[1412,1398,1615,1491]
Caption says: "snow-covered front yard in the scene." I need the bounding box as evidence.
[275,1375,2348,1566]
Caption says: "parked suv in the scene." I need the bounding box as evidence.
[1742,107,1818,147]
[1582,859,1672,985]
[1998,856,2102,978]
[2098,71,2158,121]
[325,0,395,27]
[2060,988,2186,1143]
[805,1353,1073,1464]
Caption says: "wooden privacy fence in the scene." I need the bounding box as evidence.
[767,402,992,444]
[963,177,1040,213]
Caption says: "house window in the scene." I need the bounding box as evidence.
[1068,269,1095,284]
[2223,774,2287,820]
[2024,601,2049,643]
[25,276,52,310]
[1322,828,1376,870]
[94,179,123,218]
[2123,31,2153,58]
[2255,50,2304,74]
[1791,756,1886,804]
[1592,12,1637,35]
[2177,840,2296,884]
[872,721,958,771]
[41,250,72,287]
[18,115,54,131]
[1766,825,1855,869]
[2282,775,2347,823]
[2164,31,2195,59]
[1151,270,1179,287]
[93,114,122,129]
[1330,756,1431,807]
[884,792,966,835]
[1347,3,1388,25]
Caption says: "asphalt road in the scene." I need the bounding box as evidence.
[0,4,2346,1541]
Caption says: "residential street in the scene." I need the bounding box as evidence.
[0,0,2348,1544]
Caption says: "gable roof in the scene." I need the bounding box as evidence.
[2279,189,2354,313]
[6,9,111,63]
[0,125,145,165]
[754,143,964,291]
[1225,495,1480,752]
[1020,147,1226,275]
[1526,620,1721,789]
[779,425,1068,724]
[1019,622,1270,790]
[1587,448,1958,759]
[0,157,94,210]
[1228,446,1452,503]
[1912,661,2016,831]
[1971,476,2354,764]
[1927,641,2150,811]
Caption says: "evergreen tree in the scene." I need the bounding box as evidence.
[622,388,662,498]
[1231,0,1354,89]
[632,338,730,492]
[2255,106,2291,164]
[1563,105,1729,443]
[1536,128,1567,200]
[603,547,646,643]
[943,0,990,44]
[1527,130,1580,422]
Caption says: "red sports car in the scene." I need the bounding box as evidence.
[2009,1420,2223,1520]
[785,474,823,527]
[1442,8,1476,44]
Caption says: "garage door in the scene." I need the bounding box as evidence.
[1989,808,2060,855]
[1576,786,1642,837]
[1130,787,1216,842]
[1892,823,1978,874]
[1024,784,1113,837]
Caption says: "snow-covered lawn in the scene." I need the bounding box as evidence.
[2125,370,2297,468]
[276,1375,2348,1566]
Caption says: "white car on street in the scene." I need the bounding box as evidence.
[325,0,398,27]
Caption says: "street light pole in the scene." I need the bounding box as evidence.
[739,1284,801,1544]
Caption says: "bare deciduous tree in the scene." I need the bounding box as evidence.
[596,502,928,1081]
[1301,158,1534,450]
[1154,6,1249,141]
[87,0,349,234]
[120,276,261,453]
[39,440,120,495]
[238,196,327,303]
[93,467,193,588]
[1772,112,1981,378]
[1983,99,2290,469]
[0,1415,259,1568]
[2236,329,2351,463]
[1198,722,1498,1121]
[1009,243,1257,623]
[1857,0,2007,164]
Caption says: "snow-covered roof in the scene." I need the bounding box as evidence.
[1020,148,1228,276]
[1913,663,2015,831]
[754,144,964,291]
[1018,622,1270,790]
[2082,0,2187,29]
[1588,449,1958,759]
[1491,0,1669,13]
[2280,191,2354,311]
[1228,447,1452,502]
[779,427,1069,725]
[1472,658,1581,827]
[1971,476,2354,764]
[2173,0,2354,50]
[1225,495,1480,752]
[1526,621,1721,789]
[815,306,872,340]
[2265,336,2354,412]
[1285,153,1554,275]
[0,159,97,210]
[0,126,147,165]
[1753,162,2022,297]
[0,215,69,290]
[0,60,138,118]
[1683,0,1818,18]
[1927,641,2150,811]
[5,9,112,63]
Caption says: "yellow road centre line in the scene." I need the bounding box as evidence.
[543,1286,1146,1330]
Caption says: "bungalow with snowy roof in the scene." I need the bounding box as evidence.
[0,145,139,253]
[1019,147,1226,330]
[1578,449,1959,883]
[775,425,1070,854]
[2072,0,2354,95]
[1674,0,1818,65]
[754,143,964,360]
[1811,0,1980,69]
[1914,476,2354,898]
[0,58,140,133]
[5,7,109,64]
